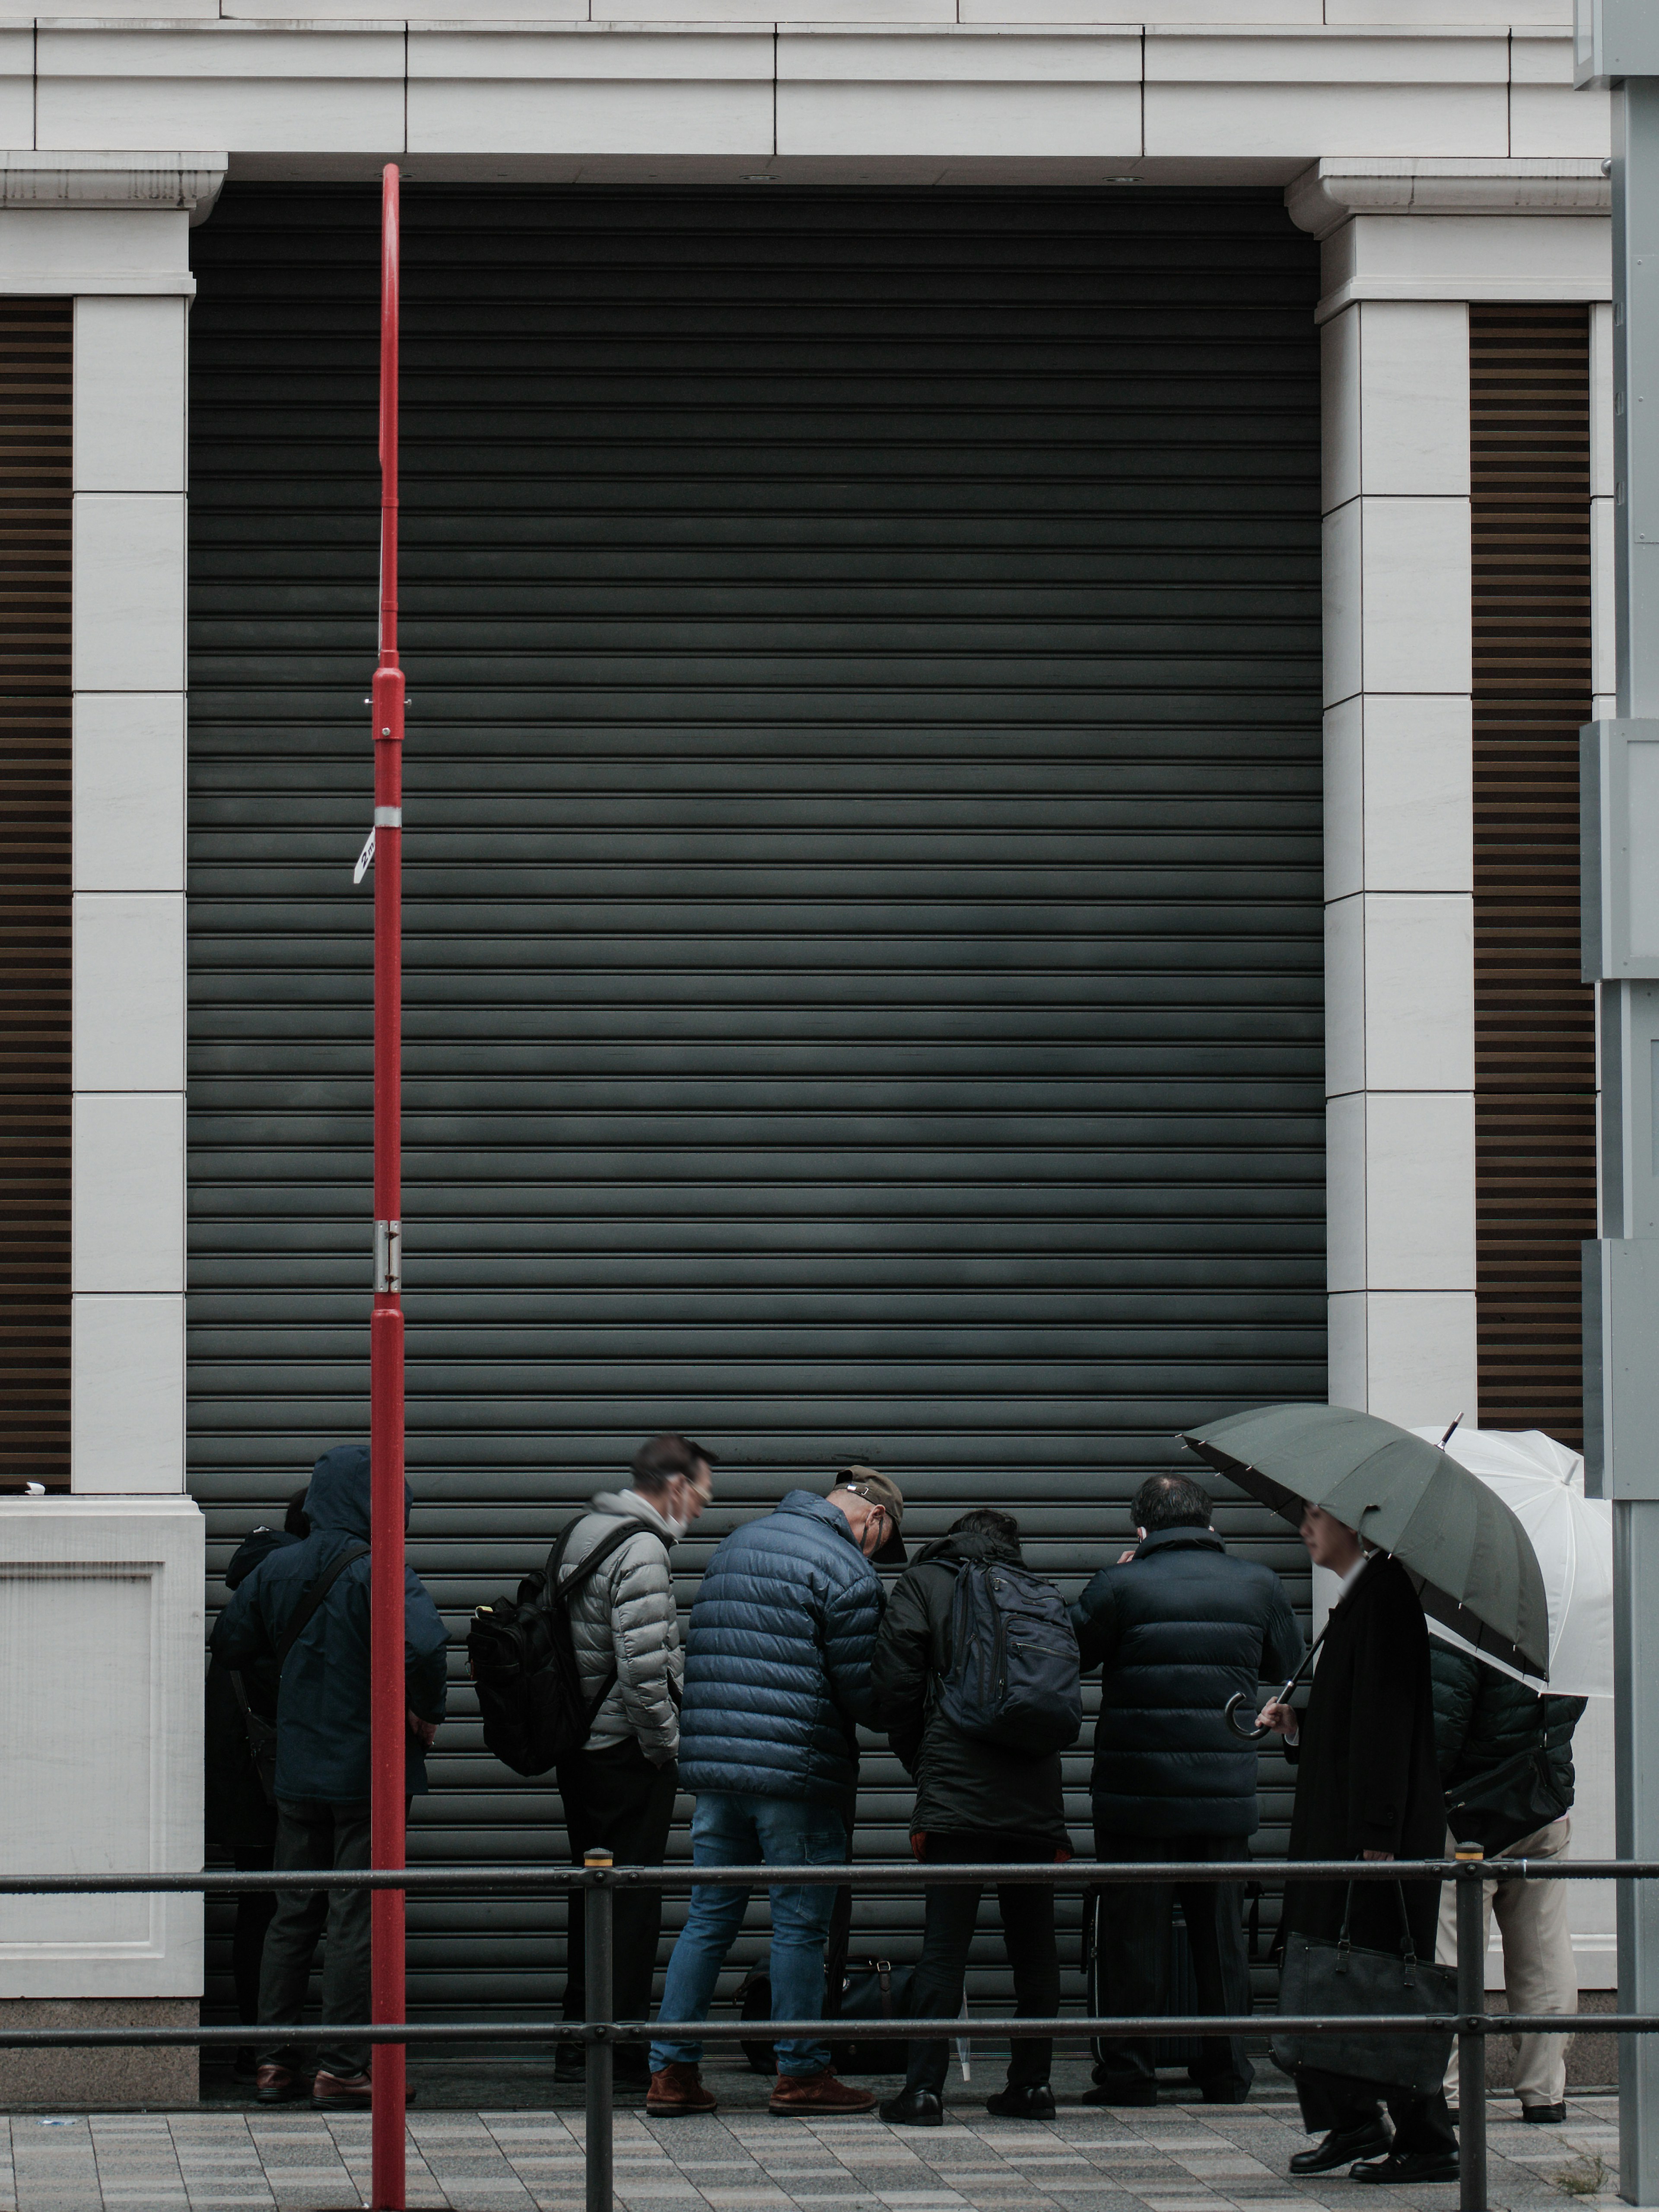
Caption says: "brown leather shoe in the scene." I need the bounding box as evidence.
[769,2068,877,2116]
[310,2068,374,2109]
[254,2062,310,2105]
[646,2062,718,2117]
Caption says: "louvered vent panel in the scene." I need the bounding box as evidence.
[1471,305,1596,1445]
[0,300,71,1491]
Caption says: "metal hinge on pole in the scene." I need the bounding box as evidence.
[375,1219,401,1295]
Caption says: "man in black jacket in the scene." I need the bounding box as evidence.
[871,1509,1075,2128]
[1430,1644,1586,2124]
[1071,1472,1303,2106]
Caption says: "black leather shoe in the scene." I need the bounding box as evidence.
[254,2063,310,2105]
[986,2083,1055,2120]
[879,2087,944,2127]
[1083,2079,1157,2107]
[1290,2119,1392,2175]
[554,2042,584,2082]
[1523,2104,1567,2125]
[1352,2150,1459,2185]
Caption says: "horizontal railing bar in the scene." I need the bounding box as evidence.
[0,2014,1643,2051]
[2,1858,1647,1896]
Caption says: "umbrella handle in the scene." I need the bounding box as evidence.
[1224,1692,1270,1743]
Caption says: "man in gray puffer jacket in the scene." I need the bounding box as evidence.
[555,1435,715,2081]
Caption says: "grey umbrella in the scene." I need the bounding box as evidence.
[1184,1402,1550,1681]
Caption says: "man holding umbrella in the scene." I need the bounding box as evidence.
[1189,1403,1551,2187]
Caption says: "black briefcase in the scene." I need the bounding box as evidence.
[1271,1885,1455,2100]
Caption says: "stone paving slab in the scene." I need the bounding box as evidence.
[0,2087,1622,2212]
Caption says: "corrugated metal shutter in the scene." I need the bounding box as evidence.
[1470,305,1596,1446]
[188,185,1323,2033]
[0,300,71,1493]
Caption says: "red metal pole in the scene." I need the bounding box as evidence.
[370,161,407,2212]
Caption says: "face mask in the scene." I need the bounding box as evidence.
[658,1508,689,1539]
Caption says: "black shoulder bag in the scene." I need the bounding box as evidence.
[232,1541,370,1805]
[1272,1881,1456,2099]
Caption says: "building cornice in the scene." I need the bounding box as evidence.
[0,151,227,226]
[1287,158,1611,243]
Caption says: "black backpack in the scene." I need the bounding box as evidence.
[467,1517,667,1778]
[937,1558,1082,1756]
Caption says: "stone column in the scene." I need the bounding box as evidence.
[0,151,222,2104]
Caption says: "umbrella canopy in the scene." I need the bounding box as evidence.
[1410,1425,1612,1698]
[1184,1402,1551,1680]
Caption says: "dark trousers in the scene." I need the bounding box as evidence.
[904,1830,1062,2099]
[231,1845,277,2034]
[1091,1821,1254,2103]
[1297,2066,1459,2155]
[257,1799,372,2079]
[556,1739,678,2026]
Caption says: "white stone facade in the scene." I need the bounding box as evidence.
[0,2,1618,2021]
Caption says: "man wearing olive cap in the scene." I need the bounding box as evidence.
[647,1466,904,2119]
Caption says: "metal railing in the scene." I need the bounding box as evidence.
[0,1856,1648,2212]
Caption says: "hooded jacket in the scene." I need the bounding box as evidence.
[871,1530,1070,1845]
[560,1489,683,1768]
[203,1523,297,1851]
[211,1445,449,1805]
[1070,1523,1303,1838]
[677,1490,883,1806]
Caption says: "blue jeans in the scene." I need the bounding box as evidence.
[650,1792,845,2077]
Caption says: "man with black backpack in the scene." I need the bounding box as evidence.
[550,1434,715,2085]
[871,1507,1081,2127]
[1071,1471,1303,2108]
[210,1443,448,2110]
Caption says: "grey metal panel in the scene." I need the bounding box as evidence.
[187,185,1322,2033]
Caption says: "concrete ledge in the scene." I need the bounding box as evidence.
[0,1999,198,2106]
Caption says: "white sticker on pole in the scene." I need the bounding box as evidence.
[354,826,375,884]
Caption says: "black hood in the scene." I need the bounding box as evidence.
[914,1530,1022,1570]
[304,1443,413,1540]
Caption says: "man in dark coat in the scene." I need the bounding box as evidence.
[1070,1471,1303,2106]
[203,1490,308,2076]
[1430,1643,1586,2123]
[1259,1505,1458,2183]
[647,1469,903,2121]
[870,1508,1074,2127]
[211,1443,449,2111]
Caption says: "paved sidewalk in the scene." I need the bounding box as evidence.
[0,2089,1619,2212]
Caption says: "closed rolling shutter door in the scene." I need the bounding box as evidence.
[188,185,1322,2031]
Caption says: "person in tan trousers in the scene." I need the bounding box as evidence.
[1430,1644,1586,2124]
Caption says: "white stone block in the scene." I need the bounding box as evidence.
[1357,496,1472,696]
[1322,498,1361,709]
[1593,494,1616,701]
[1327,1290,1366,1412]
[72,496,186,694]
[1146,81,1507,160]
[1318,212,1611,323]
[1510,83,1612,159]
[72,1094,184,1296]
[1324,693,1363,903]
[38,25,404,153]
[73,297,185,496]
[1322,306,1359,515]
[73,693,185,894]
[1324,894,1365,1101]
[1326,1089,1367,1294]
[1324,0,1568,15]
[73,894,184,1094]
[0,208,195,298]
[0,28,29,143]
[1358,1290,1479,1427]
[72,1295,184,1495]
[1360,893,1475,1093]
[1360,694,1474,895]
[0,1496,202,1996]
[963,0,1321,14]
[1363,1089,1477,1291]
[410,30,773,154]
[1147,29,1509,84]
[1356,302,1469,499]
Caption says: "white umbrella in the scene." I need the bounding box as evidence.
[1410,1424,1613,1698]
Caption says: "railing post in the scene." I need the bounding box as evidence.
[1456,1847,1487,2212]
[585,1849,614,2212]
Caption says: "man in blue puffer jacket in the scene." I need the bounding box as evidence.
[647,1468,905,2120]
